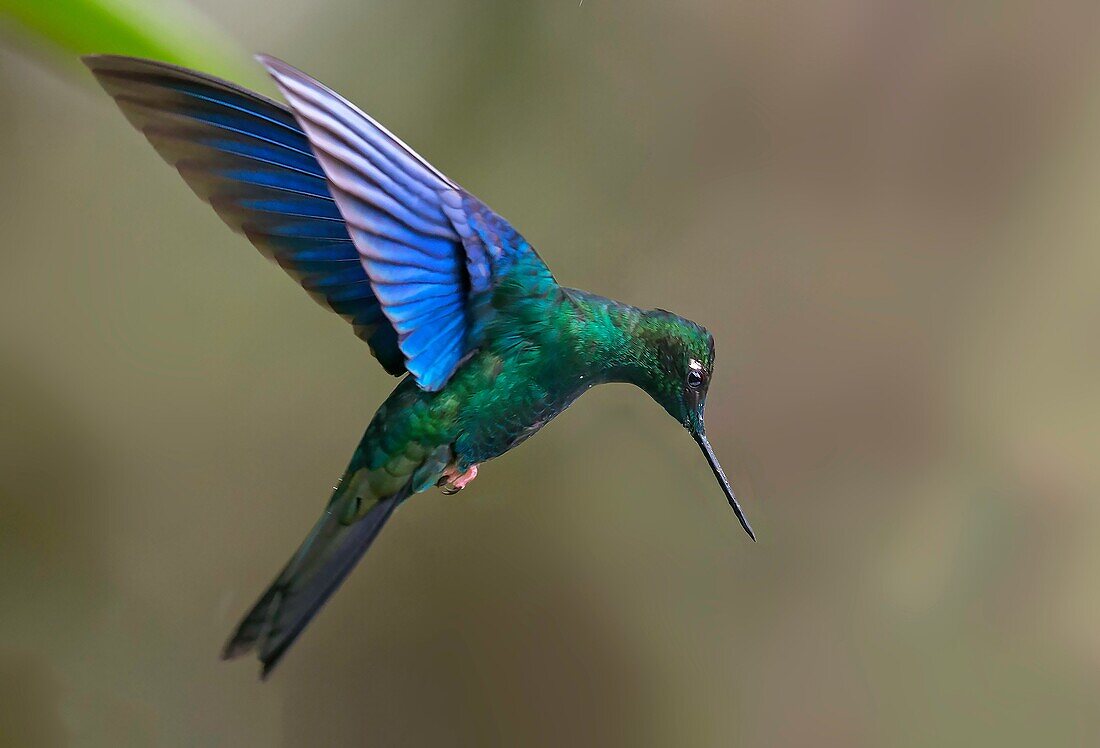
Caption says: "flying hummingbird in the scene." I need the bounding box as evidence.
[85,54,755,678]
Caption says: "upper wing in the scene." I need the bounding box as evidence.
[84,55,406,375]
[257,55,556,390]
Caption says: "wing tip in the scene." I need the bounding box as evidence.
[254,53,296,81]
[81,53,147,70]
[82,54,182,77]
[81,54,142,84]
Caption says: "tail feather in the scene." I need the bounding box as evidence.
[222,484,409,678]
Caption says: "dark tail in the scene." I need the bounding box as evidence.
[222,480,409,678]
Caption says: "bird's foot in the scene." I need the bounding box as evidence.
[438,464,478,495]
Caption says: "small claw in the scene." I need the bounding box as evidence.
[438,464,478,495]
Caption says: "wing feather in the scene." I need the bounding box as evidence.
[84,55,406,375]
[88,54,560,391]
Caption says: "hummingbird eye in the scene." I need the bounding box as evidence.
[686,369,704,389]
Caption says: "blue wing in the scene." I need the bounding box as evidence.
[84,55,405,374]
[258,55,554,390]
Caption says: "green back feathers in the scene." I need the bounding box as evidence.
[558,291,715,426]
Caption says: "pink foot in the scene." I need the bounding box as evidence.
[439,464,478,494]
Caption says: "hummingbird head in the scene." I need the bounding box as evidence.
[634,310,756,541]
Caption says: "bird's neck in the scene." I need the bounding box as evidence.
[564,290,667,388]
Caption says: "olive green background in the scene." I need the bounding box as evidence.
[2,1,1099,746]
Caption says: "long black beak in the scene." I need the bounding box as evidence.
[694,431,756,541]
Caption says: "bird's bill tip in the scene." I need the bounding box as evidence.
[693,430,756,541]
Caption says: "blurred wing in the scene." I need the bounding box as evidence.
[258,55,556,391]
[84,55,405,375]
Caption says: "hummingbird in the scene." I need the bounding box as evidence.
[85,54,755,678]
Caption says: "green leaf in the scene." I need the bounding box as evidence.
[0,0,258,85]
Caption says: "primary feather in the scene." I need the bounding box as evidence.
[84,55,407,374]
[257,55,555,391]
[87,54,558,392]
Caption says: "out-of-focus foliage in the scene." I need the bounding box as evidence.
[1,1,1099,746]
[0,0,255,83]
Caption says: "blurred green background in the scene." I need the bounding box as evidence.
[2,1,1099,746]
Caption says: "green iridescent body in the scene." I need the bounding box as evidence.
[344,252,715,522]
